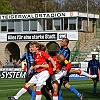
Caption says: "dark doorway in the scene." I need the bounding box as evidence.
[6,42,20,62]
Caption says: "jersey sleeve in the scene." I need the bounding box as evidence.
[29,53,34,66]
[64,50,70,61]
[41,51,50,60]
[20,53,26,61]
[64,61,72,70]
[48,62,54,75]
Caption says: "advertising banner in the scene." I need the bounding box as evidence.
[0,68,26,79]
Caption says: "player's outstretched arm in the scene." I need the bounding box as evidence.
[48,57,56,71]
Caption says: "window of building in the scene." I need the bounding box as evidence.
[64,18,68,30]
[8,20,14,32]
[78,18,83,31]
[47,19,52,30]
[1,20,7,32]
[53,18,60,30]
[43,19,45,31]
[69,17,76,30]
[30,19,37,31]
[23,20,29,31]
[15,20,22,32]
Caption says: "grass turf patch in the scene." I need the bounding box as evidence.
[0,79,100,100]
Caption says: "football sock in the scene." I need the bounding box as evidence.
[35,86,42,100]
[80,70,91,77]
[27,87,32,95]
[69,86,81,98]
[58,90,63,100]
[31,90,36,100]
[53,93,58,100]
[93,84,97,94]
[36,91,42,100]
[14,86,28,99]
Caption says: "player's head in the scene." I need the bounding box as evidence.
[92,54,96,59]
[57,53,65,64]
[29,41,40,53]
[60,38,69,47]
[39,43,46,51]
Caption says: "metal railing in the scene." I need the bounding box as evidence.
[70,40,81,62]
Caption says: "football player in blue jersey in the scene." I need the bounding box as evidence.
[15,43,36,100]
[87,54,100,96]
[58,38,83,100]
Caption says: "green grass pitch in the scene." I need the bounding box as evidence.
[0,79,100,100]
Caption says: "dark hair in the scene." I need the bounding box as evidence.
[39,43,46,51]
[29,41,40,49]
[92,54,96,59]
[62,38,69,44]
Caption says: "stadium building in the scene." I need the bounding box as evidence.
[0,11,99,64]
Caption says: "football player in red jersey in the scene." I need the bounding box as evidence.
[50,53,97,100]
[8,41,56,100]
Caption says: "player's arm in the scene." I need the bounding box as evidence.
[62,60,72,71]
[34,64,49,69]
[87,61,90,73]
[16,59,21,66]
[16,53,26,65]
[28,65,35,75]
[48,57,56,71]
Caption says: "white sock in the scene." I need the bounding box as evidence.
[80,71,91,77]
[53,94,58,100]
[14,88,27,99]
[53,96,58,100]
[36,95,42,100]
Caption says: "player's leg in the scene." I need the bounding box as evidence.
[58,80,63,100]
[35,70,50,100]
[63,81,83,100]
[51,70,67,100]
[52,80,59,100]
[69,68,97,78]
[58,77,67,100]
[31,85,36,100]
[25,73,33,96]
[8,75,37,100]
[8,83,34,100]
[92,76,99,95]
[26,73,36,100]
[58,84,63,100]
[41,76,52,100]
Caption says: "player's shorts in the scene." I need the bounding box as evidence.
[61,75,69,82]
[61,69,70,83]
[28,70,50,86]
[92,74,99,82]
[51,70,68,84]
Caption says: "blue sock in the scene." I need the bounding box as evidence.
[27,88,32,95]
[93,84,97,94]
[45,93,52,100]
[58,90,63,100]
[31,90,36,100]
[69,86,81,98]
